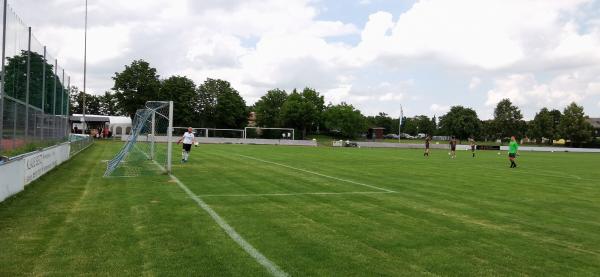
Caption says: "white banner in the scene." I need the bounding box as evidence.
[0,160,25,202]
[23,144,70,185]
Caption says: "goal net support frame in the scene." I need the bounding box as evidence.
[104,101,173,177]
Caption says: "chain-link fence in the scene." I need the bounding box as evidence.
[0,1,72,158]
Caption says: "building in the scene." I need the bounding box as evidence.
[588,118,600,137]
[70,114,132,137]
[367,127,385,140]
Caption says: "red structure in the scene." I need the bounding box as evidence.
[368,127,385,140]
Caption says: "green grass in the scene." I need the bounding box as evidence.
[2,141,600,276]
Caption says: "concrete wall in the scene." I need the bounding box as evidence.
[356,142,471,150]
[122,135,318,147]
[356,141,600,153]
[0,143,71,202]
[499,146,600,153]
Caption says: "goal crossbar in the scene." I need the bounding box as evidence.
[244,127,295,140]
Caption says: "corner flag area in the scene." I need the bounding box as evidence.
[1,142,600,276]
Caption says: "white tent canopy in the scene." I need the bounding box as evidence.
[72,114,132,136]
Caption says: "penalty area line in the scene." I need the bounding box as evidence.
[152,162,288,277]
[236,154,395,193]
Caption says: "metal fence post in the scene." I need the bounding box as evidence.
[61,69,64,116]
[0,0,7,153]
[61,68,64,139]
[41,46,45,140]
[67,76,70,137]
[53,59,57,139]
[25,27,31,143]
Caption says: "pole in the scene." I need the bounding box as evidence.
[398,104,403,143]
[61,69,65,139]
[61,69,64,115]
[82,0,88,133]
[41,46,46,140]
[67,76,70,137]
[0,0,8,153]
[166,101,173,173]
[53,59,57,139]
[25,27,31,142]
[151,111,155,160]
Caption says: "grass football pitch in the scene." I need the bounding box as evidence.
[1,141,600,276]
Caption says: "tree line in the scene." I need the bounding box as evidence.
[71,59,597,144]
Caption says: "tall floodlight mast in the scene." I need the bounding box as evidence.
[82,0,88,132]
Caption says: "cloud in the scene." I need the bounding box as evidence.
[485,69,600,111]
[352,0,600,71]
[469,77,481,90]
[430,104,450,114]
[9,0,600,119]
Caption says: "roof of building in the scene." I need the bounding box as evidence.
[587,118,600,128]
[69,115,110,123]
[71,114,132,125]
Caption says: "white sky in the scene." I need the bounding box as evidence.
[8,0,600,119]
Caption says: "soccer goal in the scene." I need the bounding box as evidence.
[244,127,295,140]
[173,127,245,138]
[173,127,209,138]
[104,101,173,177]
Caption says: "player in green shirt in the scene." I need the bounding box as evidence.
[508,136,519,168]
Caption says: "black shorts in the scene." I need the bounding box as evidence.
[509,153,516,158]
[183,143,192,152]
[471,146,475,151]
[451,147,456,151]
[425,144,430,149]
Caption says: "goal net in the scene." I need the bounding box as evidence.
[104,101,173,177]
[244,127,295,140]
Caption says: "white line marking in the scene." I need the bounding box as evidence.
[236,154,395,193]
[152,161,288,277]
[200,191,397,197]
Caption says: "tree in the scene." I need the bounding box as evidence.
[98,91,121,116]
[159,76,198,127]
[558,102,593,146]
[196,78,247,129]
[438,106,481,139]
[374,113,394,133]
[112,60,161,118]
[300,87,325,133]
[323,102,366,138]
[493,99,526,139]
[480,120,495,141]
[414,115,436,136]
[280,88,325,138]
[529,108,559,143]
[254,89,288,127]
[69,88,101,115]
[4,50,60,114]
[400,117,418,136]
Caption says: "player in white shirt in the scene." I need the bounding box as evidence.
[177,127,196,163]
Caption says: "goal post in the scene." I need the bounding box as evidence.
[104,101,173,177]
[244,127,295,140]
